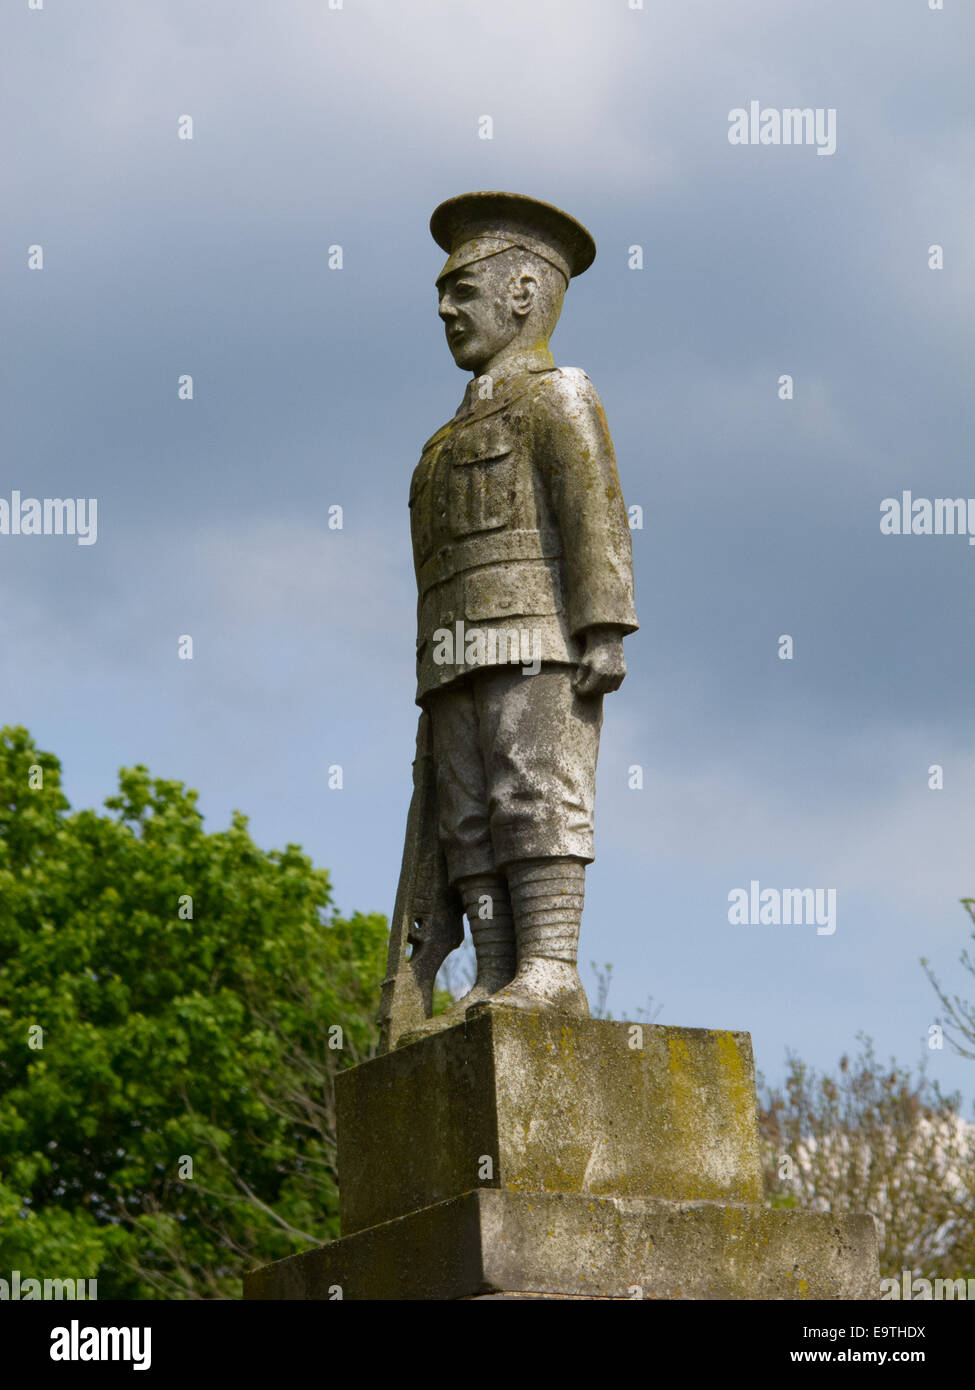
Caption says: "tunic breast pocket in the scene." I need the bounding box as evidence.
[448,447,514,537]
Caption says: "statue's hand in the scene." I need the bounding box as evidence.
[572,626,627,697]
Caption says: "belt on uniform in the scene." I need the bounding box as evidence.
[418,529,561,592]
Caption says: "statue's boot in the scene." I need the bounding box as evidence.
[486,857,590,1017]
[396,873,515,1042]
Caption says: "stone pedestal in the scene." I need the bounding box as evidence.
[243,1007,879,1300]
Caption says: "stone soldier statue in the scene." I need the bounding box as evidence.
[379,192,637,1050]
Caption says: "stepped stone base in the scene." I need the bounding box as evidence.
[244,1188,878,1301]
[243,1009,880,1301]
[335,1008,767,1234]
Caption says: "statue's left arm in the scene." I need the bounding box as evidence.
[534,369,638,693]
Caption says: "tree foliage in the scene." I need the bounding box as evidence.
[0,726,387,1298]
[758,1038,975,1279]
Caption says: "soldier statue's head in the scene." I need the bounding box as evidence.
[430,192,596,376]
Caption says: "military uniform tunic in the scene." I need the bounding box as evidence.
[409,350,638,882]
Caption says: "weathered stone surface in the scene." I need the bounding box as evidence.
[243,1189,879,1301]
[379,192,639,1051]
[245,1011,881,1300]
[336,1010,765,1235]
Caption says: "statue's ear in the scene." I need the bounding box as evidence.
[510,272,538,319]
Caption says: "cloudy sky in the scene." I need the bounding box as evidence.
[3,0,974,1109]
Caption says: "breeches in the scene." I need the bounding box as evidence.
[425,664,603,883]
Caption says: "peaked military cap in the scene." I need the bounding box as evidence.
[431,191,596,287]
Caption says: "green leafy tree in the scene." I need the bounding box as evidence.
[0,726,387,1298]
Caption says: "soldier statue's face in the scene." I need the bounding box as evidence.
[437,256,536,374]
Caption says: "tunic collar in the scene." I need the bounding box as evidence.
[456,346,555,417]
